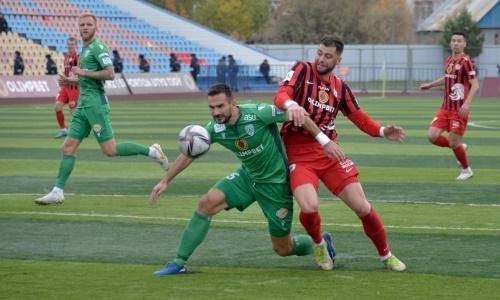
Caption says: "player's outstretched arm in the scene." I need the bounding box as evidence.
[420,76,445,90]
[383,125,405,143]
[149,154,193,204]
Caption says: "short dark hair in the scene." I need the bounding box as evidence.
[67,36,77,43]
[207,83,233,100]
[452,31,466,39]
[320,35,344,55]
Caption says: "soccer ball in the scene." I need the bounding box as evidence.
[178,125,211,158]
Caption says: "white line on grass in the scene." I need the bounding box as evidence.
[4,211,500,232]
[469,120,500,130]
[2,193,500,208]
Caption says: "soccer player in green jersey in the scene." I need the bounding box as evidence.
[149,83,336,275]
[35,13,168,205]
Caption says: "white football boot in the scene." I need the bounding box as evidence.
[150,144,169,172]
[456,167,473,180]
[35,189,64,205]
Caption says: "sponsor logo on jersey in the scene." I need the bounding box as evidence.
[245,124,255,136]
[288,164,296,172]
[243,114,256,121]
[451,120,460,128]
[237,144,265,157]
[214,123,226,133]
[257,105,266,110]
[318,88,329,104]
[276,208,288,219]
[455,64,461,70]
[449,83,465,101]
[321,120,336,131]
[307,97,334,112]
[235,138,248,150]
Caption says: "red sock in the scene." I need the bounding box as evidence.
[432,135,450,147]
[453,145,469,169]
[360,208,390,257]
[56,111,66,129]
[299,211,323,244]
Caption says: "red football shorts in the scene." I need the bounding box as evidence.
[56,86,80,111]
[430,108,468,136]
[285,137,359,196]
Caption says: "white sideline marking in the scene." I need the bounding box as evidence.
[4,211,500,232]
[469,120,500,130]
[2,193,500,208]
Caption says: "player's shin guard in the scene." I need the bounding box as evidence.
[360,207,390,257]
[453,144,469,169]
[55,155,76,189]
[116,142,149,156]
[174,211,212,265]
[299,211,323,244]
[290,234,313,256]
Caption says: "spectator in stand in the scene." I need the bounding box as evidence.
[112,49,123,73]
[0,13,9,34]
[169,53,181,72]
[227,54,239,92]
[138,54,150,73]
[46,54,58,75]
[13,51,24,75]
[190,53,200,83]
[216,56,227,84]
[259,59,271,84]
[497,64,500,76]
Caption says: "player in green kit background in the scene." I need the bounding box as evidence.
[149,83,336,275]
[35,13,168,205]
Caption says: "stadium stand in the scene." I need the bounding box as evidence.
[1,0,286,91]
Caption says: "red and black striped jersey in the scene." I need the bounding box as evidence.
[63,51,79,77]
[276,62,361,141]
[442,53,476,111]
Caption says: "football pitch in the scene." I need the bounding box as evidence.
[0,96,499,299]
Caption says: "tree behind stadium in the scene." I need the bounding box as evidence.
[257,0,414,44]
[441,9,484,58]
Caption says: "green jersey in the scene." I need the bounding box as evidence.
[78,39,113,105]
[206,103,288,184]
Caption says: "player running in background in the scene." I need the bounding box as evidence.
[54,36,79,139]
[35,13,168,205]
[420,31,479,180]
[149,83,336,276]
[274,35,406,271]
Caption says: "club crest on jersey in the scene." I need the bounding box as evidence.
[446,65,453,74]
[245,124,255,136]
[318,88,329,104]
[235,138,248,150]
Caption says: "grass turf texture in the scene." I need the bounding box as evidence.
[0,97,499,299]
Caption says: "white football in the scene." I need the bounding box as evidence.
[178,125,211,158]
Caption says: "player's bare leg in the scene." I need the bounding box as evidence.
[338,183,406,271]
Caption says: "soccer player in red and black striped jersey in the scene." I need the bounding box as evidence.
[274,35,407,271]
[420,32,479,180]
[54,36,80,139]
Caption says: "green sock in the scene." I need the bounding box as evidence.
[115,142,149,156]
[173,211,212,266]
[290,234,314,256]
[55,155,76,189]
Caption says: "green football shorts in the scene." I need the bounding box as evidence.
[214,167,293,237]
[68,101,114,143]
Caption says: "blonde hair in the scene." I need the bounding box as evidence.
[78,13,97,23]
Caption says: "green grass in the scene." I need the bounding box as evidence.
[1,97,499,299]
